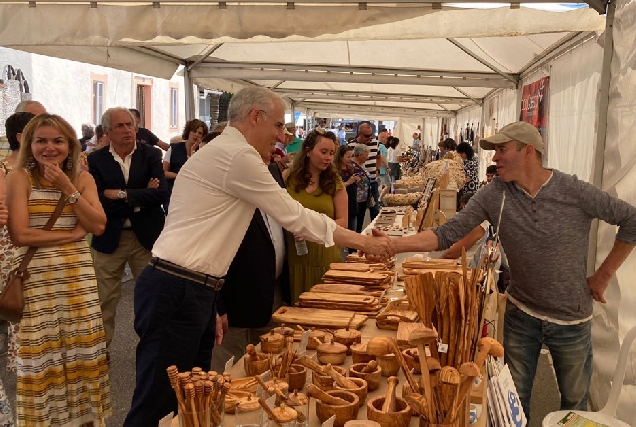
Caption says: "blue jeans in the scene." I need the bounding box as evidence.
[124,266,218,427]
[503,300,592,421]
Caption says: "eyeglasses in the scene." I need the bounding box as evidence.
[258,109,285,132]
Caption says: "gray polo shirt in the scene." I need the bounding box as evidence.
[434,170,636,322]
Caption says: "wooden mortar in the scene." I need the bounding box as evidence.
[313,365,346,391]
[402,348,422,374]
[350,343,375,364]
[376,353,400,377]
[260,331,285,354]
[367,396,412,427]
[314,389,360,427]
[243,354,270,377]
[349,363,382,391]
[286,364,307,392]
[317,341,348,365]
[333,377,368,407]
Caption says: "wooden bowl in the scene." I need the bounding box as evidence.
[333,377,368,407]
[350,343,375,364]
[402,348,421,374]
[349,363,382,391]
[333,328,362,354]
[315,390,360,427]
[306,330,327,350]
[260,331,285,354]
[367,396,412,427]
[243,354,270,376]
[312,365,346,391]
[317,342,348,365]
[376,353,400,377]
[286,364,307,392]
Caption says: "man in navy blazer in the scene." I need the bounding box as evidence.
[88,107,168,348]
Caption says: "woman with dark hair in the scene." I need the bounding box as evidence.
[457,141,479,202]
[334,144,359,235]
[6,114,111,425]
[284,129,346,303]
[443,137,458,151]
[162,119,209,212]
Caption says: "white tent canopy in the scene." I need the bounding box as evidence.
[4,1,636,422]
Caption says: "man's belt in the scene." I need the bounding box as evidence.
[149,257,225,291]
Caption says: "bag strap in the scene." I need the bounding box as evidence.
[14,195,67,274]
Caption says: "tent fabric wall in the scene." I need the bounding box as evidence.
[479,88,519,179]
[590,0,636,421]
[547,38,603,183]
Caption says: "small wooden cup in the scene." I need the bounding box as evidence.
[376,353,400,377]
[350,343,375,364]
[315,390,360,427]
[286,364,307,392]
[333,377,368,407]
[260,331,285,354]
[317,342,348,365]
[312,365,346,391]
[349,363,382,391]
[333,329,362,355]
[367,396,412,427]
[243,354,270,376]
[402,348,421,374]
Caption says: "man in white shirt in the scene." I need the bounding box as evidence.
[124,87,395,427]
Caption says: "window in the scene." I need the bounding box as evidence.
[91,74,107,125]
[170,87,178,129]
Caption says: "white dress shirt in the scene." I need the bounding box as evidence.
[109,144,137,227]
[261,211,285,279]
[152,126,336,277]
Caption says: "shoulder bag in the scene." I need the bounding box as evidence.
[0,196,66,322]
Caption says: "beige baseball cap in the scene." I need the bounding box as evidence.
[479,121,545,154]
[284,122,295,136]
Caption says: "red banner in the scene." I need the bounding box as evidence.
[519,76,549,145]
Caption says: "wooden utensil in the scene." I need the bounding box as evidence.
[325,363,358,389]
[408,326,438,421]
[474,337,504,369]
[447,362,480,422]
[382,376,399,413]
[404,393,430,419]
[438,366,460,422]
[297,354,326,375]
[306,384,349,405]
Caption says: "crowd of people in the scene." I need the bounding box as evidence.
[0,89,633,427]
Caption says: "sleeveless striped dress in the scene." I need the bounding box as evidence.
[13,176,111,426]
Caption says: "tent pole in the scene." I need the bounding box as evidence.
[183,64,196,121]
[587,0,615,276]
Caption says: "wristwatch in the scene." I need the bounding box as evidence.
[66,191,81,204]
[117,190,127,200]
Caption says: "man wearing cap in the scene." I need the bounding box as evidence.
[285,123,304,154]
[271,122,296,168]
[392,121,636,419]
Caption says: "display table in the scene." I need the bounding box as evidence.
[169,283,487,427]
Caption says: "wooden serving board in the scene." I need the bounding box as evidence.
[309,284,383,297]
[298,292,379,312]
[402,258,458,269]
[272,307,368,330]
[329,262,371,272]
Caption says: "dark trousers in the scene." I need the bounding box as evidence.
[368,181,380,220]
[123,266,218,427]
[355,201,368,234]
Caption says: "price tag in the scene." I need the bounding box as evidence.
[265,394,276,408]
[322,415,336,427]
[473,376,482,387]
[260,371,270,382]
[438,343,449,353]
[298,330,310,355]
[224,356,235,374]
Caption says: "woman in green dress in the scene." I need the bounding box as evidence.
[284,129,348,303]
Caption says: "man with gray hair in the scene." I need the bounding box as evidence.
[124,87,395,427]
[88,107,167,350]
[15,100,46,116]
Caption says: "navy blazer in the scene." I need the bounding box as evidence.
[217,163,290,328]
[88,143,168,254]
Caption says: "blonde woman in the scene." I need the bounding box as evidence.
[6,114,111,426]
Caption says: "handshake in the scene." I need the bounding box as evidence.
[359,228,396,262]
